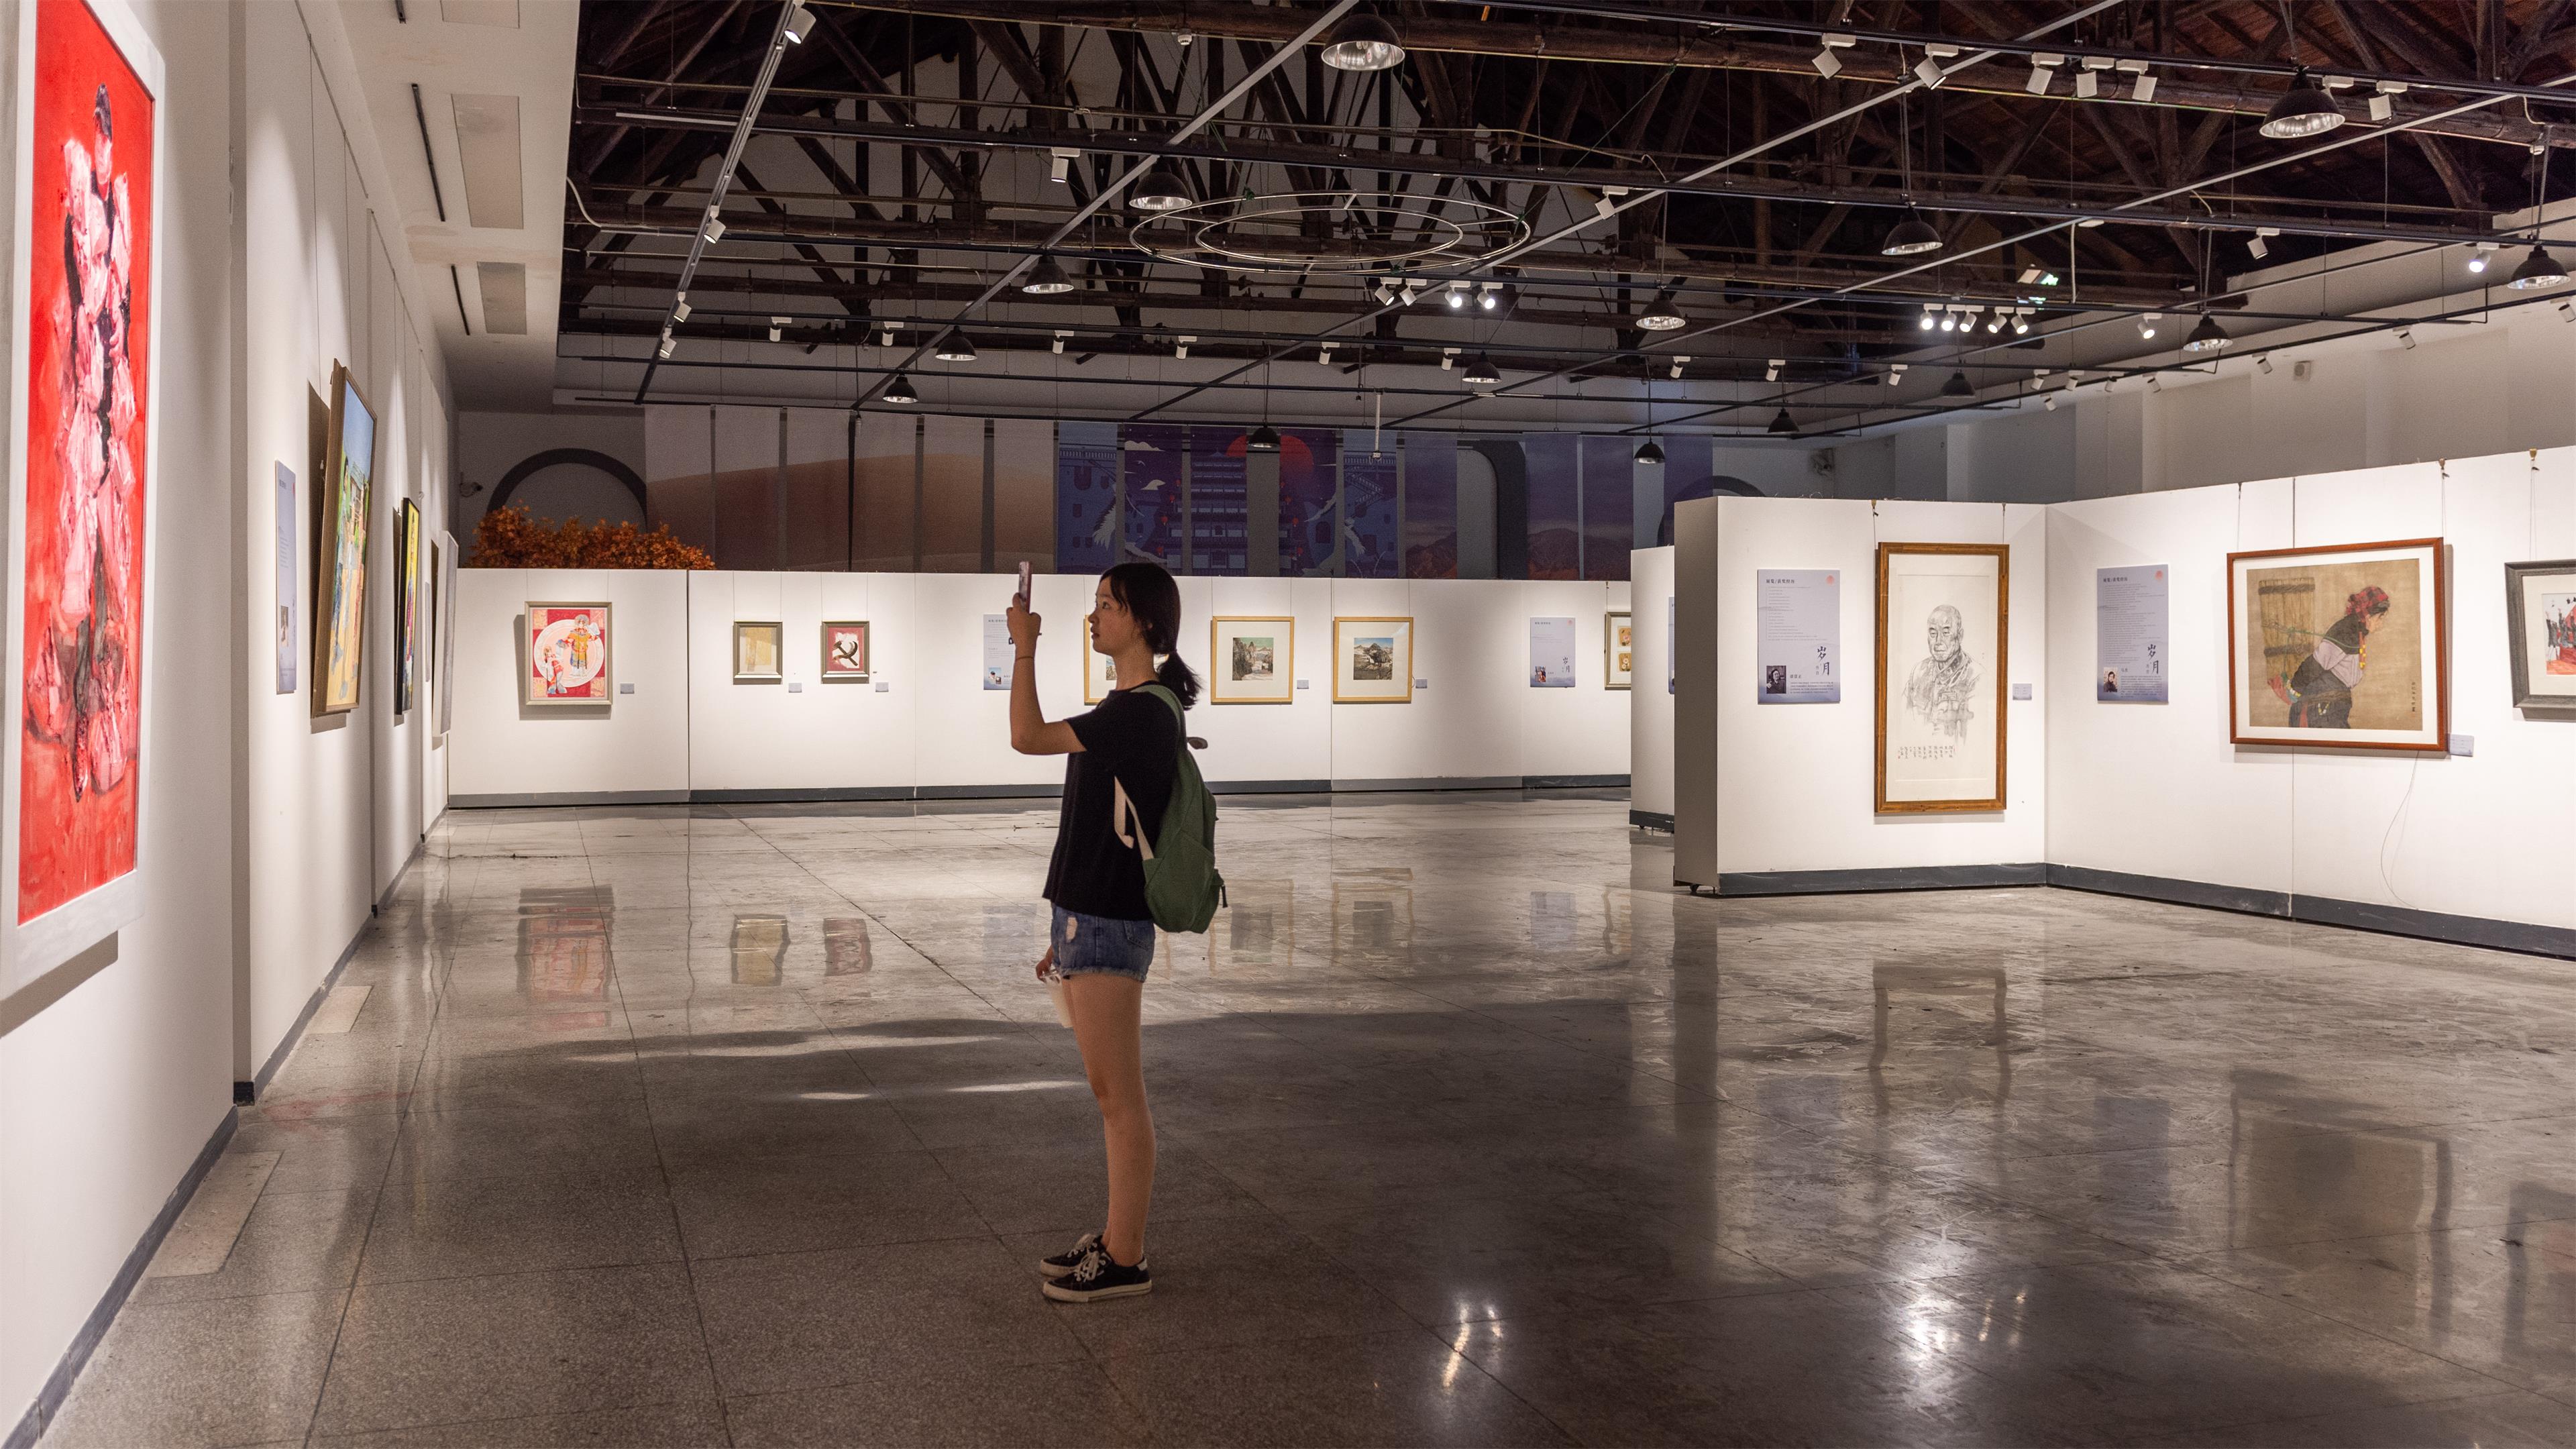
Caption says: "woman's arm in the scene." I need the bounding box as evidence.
[1007,594,1084,756]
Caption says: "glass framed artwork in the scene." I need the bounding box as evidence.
[1083,614,1161,704]
[821,620,870,682]
[313,362,375,716]
[2504,559,2576,710]
[394,498,421,715]
[1210,616,1293,704]
[1333,616,1413,703]
[2228,538,2447,751]
[523,602,610,706]
[733,621,784,682]
[1605,611,1633,690]
[1875,543,2008,813]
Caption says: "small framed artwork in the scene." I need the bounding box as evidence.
[733,621,784,682]
[1876,543,2008,813]
[1084,614,1118,704]
[821,620,871,682]
[2227,538,2447,751]
[1211,616,1295,704]
[2504,559,2576,710]
[525,602,612,706]
[1334,616,1413,703]
[1605,611,1634,690]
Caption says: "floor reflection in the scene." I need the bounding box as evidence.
[728,914,788,985]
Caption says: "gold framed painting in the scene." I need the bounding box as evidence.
[1605,610,1634,690]
[733,621,784,682]
[2227,538,2447,751]
[821,620,870,682]
[1333,616,1413,703]
[1211,616,1295,704]
[1875,543,2008,813]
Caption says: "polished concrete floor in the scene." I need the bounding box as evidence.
[42,794,2576,1447]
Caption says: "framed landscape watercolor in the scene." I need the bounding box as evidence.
[1333,616,1412,703]
[523,603,610,706]
[1210,616,1293,704]
[1605,611,1634,690]
[4,0,166,994]
[734,621,784,682]
[2504,559,2576,711]
[1875,543,2008,813]
[2228,538,2447,751]
[821,620,871,682]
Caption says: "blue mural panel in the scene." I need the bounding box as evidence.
[1523,433,1580,580]
[1119,423,1187,566]
[1342,435,1399,578]
[1187,426,1248,575]
[1399,433,1458,578]
[1055,421,1119,574]
[1580,435,1633,580]
[1278,428,1339,576]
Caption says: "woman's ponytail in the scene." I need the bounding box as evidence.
[1155,653,1203,710]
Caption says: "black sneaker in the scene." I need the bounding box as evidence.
[1041,1241,1152,1303]
[1037,1230,1102,1281]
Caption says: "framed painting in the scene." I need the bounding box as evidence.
[435,531,458,734]
[1605,611,1633,690]
[821,620,870,682]
[1083,613,1152,703]
[2227,538,2447,751]
[393,498,421,715]
[1210,616,1293,704]
[4,0,166,994]
[1875,543,2008,813]
[523,602,610,706]
[2504,559,2576,710]
[313,362,374,716]
[1333,616,1412,703]
[733,621,783,682]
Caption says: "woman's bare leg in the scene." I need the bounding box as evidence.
[1067,973,1153,1264]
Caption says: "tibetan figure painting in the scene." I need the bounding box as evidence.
[524,602,610,706]
[313,364,374,715]
[11,0,162,973]
[2505,559,2576,710]
[2229,539,2446,751]
[1875,543,2008,812]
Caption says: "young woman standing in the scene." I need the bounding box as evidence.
[1005,561,1197,1303]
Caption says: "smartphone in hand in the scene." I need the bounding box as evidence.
[1016,560,1033,604]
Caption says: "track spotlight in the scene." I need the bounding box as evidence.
[879,324,898,348]
[1986,313,2006,334]
[1131,164,1191,212]
[2257,355,2274,374]
[1888,363,1908,386]
[1320,12,1405,72]
[2507,244,2569,290]
[1248,424,1281,452]
[1049,148,1079,184]
[1022,254,1074,294]
[1919,304,1939,331]
[1811,33,1857,78]
[1462,352,1501,385]
[2469,242,2498,273]
[1446,280,1468,309]
[2183,313,2232,352]
[1399,280,1423,307]
[702,212,726,244]
[1760,358,1780,383]
[1882,209,1943,257]
[1371,277,1397,305]
[2074,60,2101,99]
[1319,341,1337,366]
[1479,282,1499,310]
[2012,309,2031,335]
[1941,370,1974,398]
[2260,70,2345,140]
[2148,376,2163,393]
[1669,356,1689,380]
[2138,313,2161,340]
[2558,299,2575,321]
[672,299,691,323]
[2026,53,2061,94]
[1915,56,1947,88]
[1635,439,1666,464]
[2045,395,2057,411]
[1053,329,1073,354]
[1173,335,1195,360]
[880,372,917,404]
[1440,347,1460,370]
[2019,266,2044,284]
[1768,408,1797,435]
[781,1,814,44]
[1940,308,1959,332]
[934,331,979,363]
[2396,327,2416,350]
[657,335,675,360]
[2247,233,2270,261]
[2121,59,2156,102]
[767,317,786,343]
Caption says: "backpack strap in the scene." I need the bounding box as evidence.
[1111,682,1186,859]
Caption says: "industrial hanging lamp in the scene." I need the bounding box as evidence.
[1881,86,1944,257]
[2259,71,2344,139]
[2507,243,2570,290]
[1940,370,1976,398]
[880,372,918,404]
[933,331,979,363]
[1320,13,1406,72]
[1634,439,1666,465]
[1247,423,1281,452]
[1766,407,1797,435]
[2183,312,2233,352]
[1020,255,1073,294]
[1462,352,1501,385]
[1131,163,1192,212]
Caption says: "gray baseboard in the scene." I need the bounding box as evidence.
[690,786,914,804]
[1526,773,1631,789]
[2046,864,2291,918]
[1716,863,2049,896]
[449,788,690,808]
[1208,780,1332,795]
[1630,810,1675,832]
[910,784,1063,801]
[2294,894,2576,961]
[1328,775,1525,792]
[5,1106,237,1449]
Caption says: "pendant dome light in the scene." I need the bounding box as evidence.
[1131,163,1192,212]
[1940,369,1976,398]
[1634,439,1666,465]
[2259,71,2344,139]
[880,372,918,404]
[1020,255,1073,294]
[1246,424,1281,453]
[933,331,979,363]
[1319,13,1406,72]
[1461,352,1502,385]
[2182,312,2233,352]
[1881,87,1943,258]
[1766,407,1797,435]
[2507,244,2570,290]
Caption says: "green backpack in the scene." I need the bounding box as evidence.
[1110,683,1226,934]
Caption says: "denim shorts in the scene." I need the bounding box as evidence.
[1051,906,1156,982]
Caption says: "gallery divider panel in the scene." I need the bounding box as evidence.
[1629,547,1676,827]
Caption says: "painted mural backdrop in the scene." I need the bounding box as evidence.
[19,0,158,924]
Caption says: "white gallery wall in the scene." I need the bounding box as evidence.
[3,1,458,1435]
[452,572,1633,800]
[1629,546,1675,823]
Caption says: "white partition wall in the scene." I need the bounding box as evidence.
[447,572,1634,803]
[1628,547,1675,828]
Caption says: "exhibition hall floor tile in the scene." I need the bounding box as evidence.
[44,796,2576,1447]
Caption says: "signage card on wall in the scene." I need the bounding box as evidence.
[981,614,1013,690]
[2096,566,2170,702]
[1756,570,1840,703]
[1528,616,1576,687]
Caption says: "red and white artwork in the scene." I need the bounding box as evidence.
[15,0,158,935]
[525,603,611,706]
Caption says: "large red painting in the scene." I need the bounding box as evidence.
[18,0,154,924]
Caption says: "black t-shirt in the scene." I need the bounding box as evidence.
[1042,686,1182,921]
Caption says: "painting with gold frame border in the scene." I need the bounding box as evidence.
[1210,616,1294,704]
[1332,616,1413,703]
[1605,610,1634,690]
[2227,537,2446,751]
[1875,543,2008,813]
